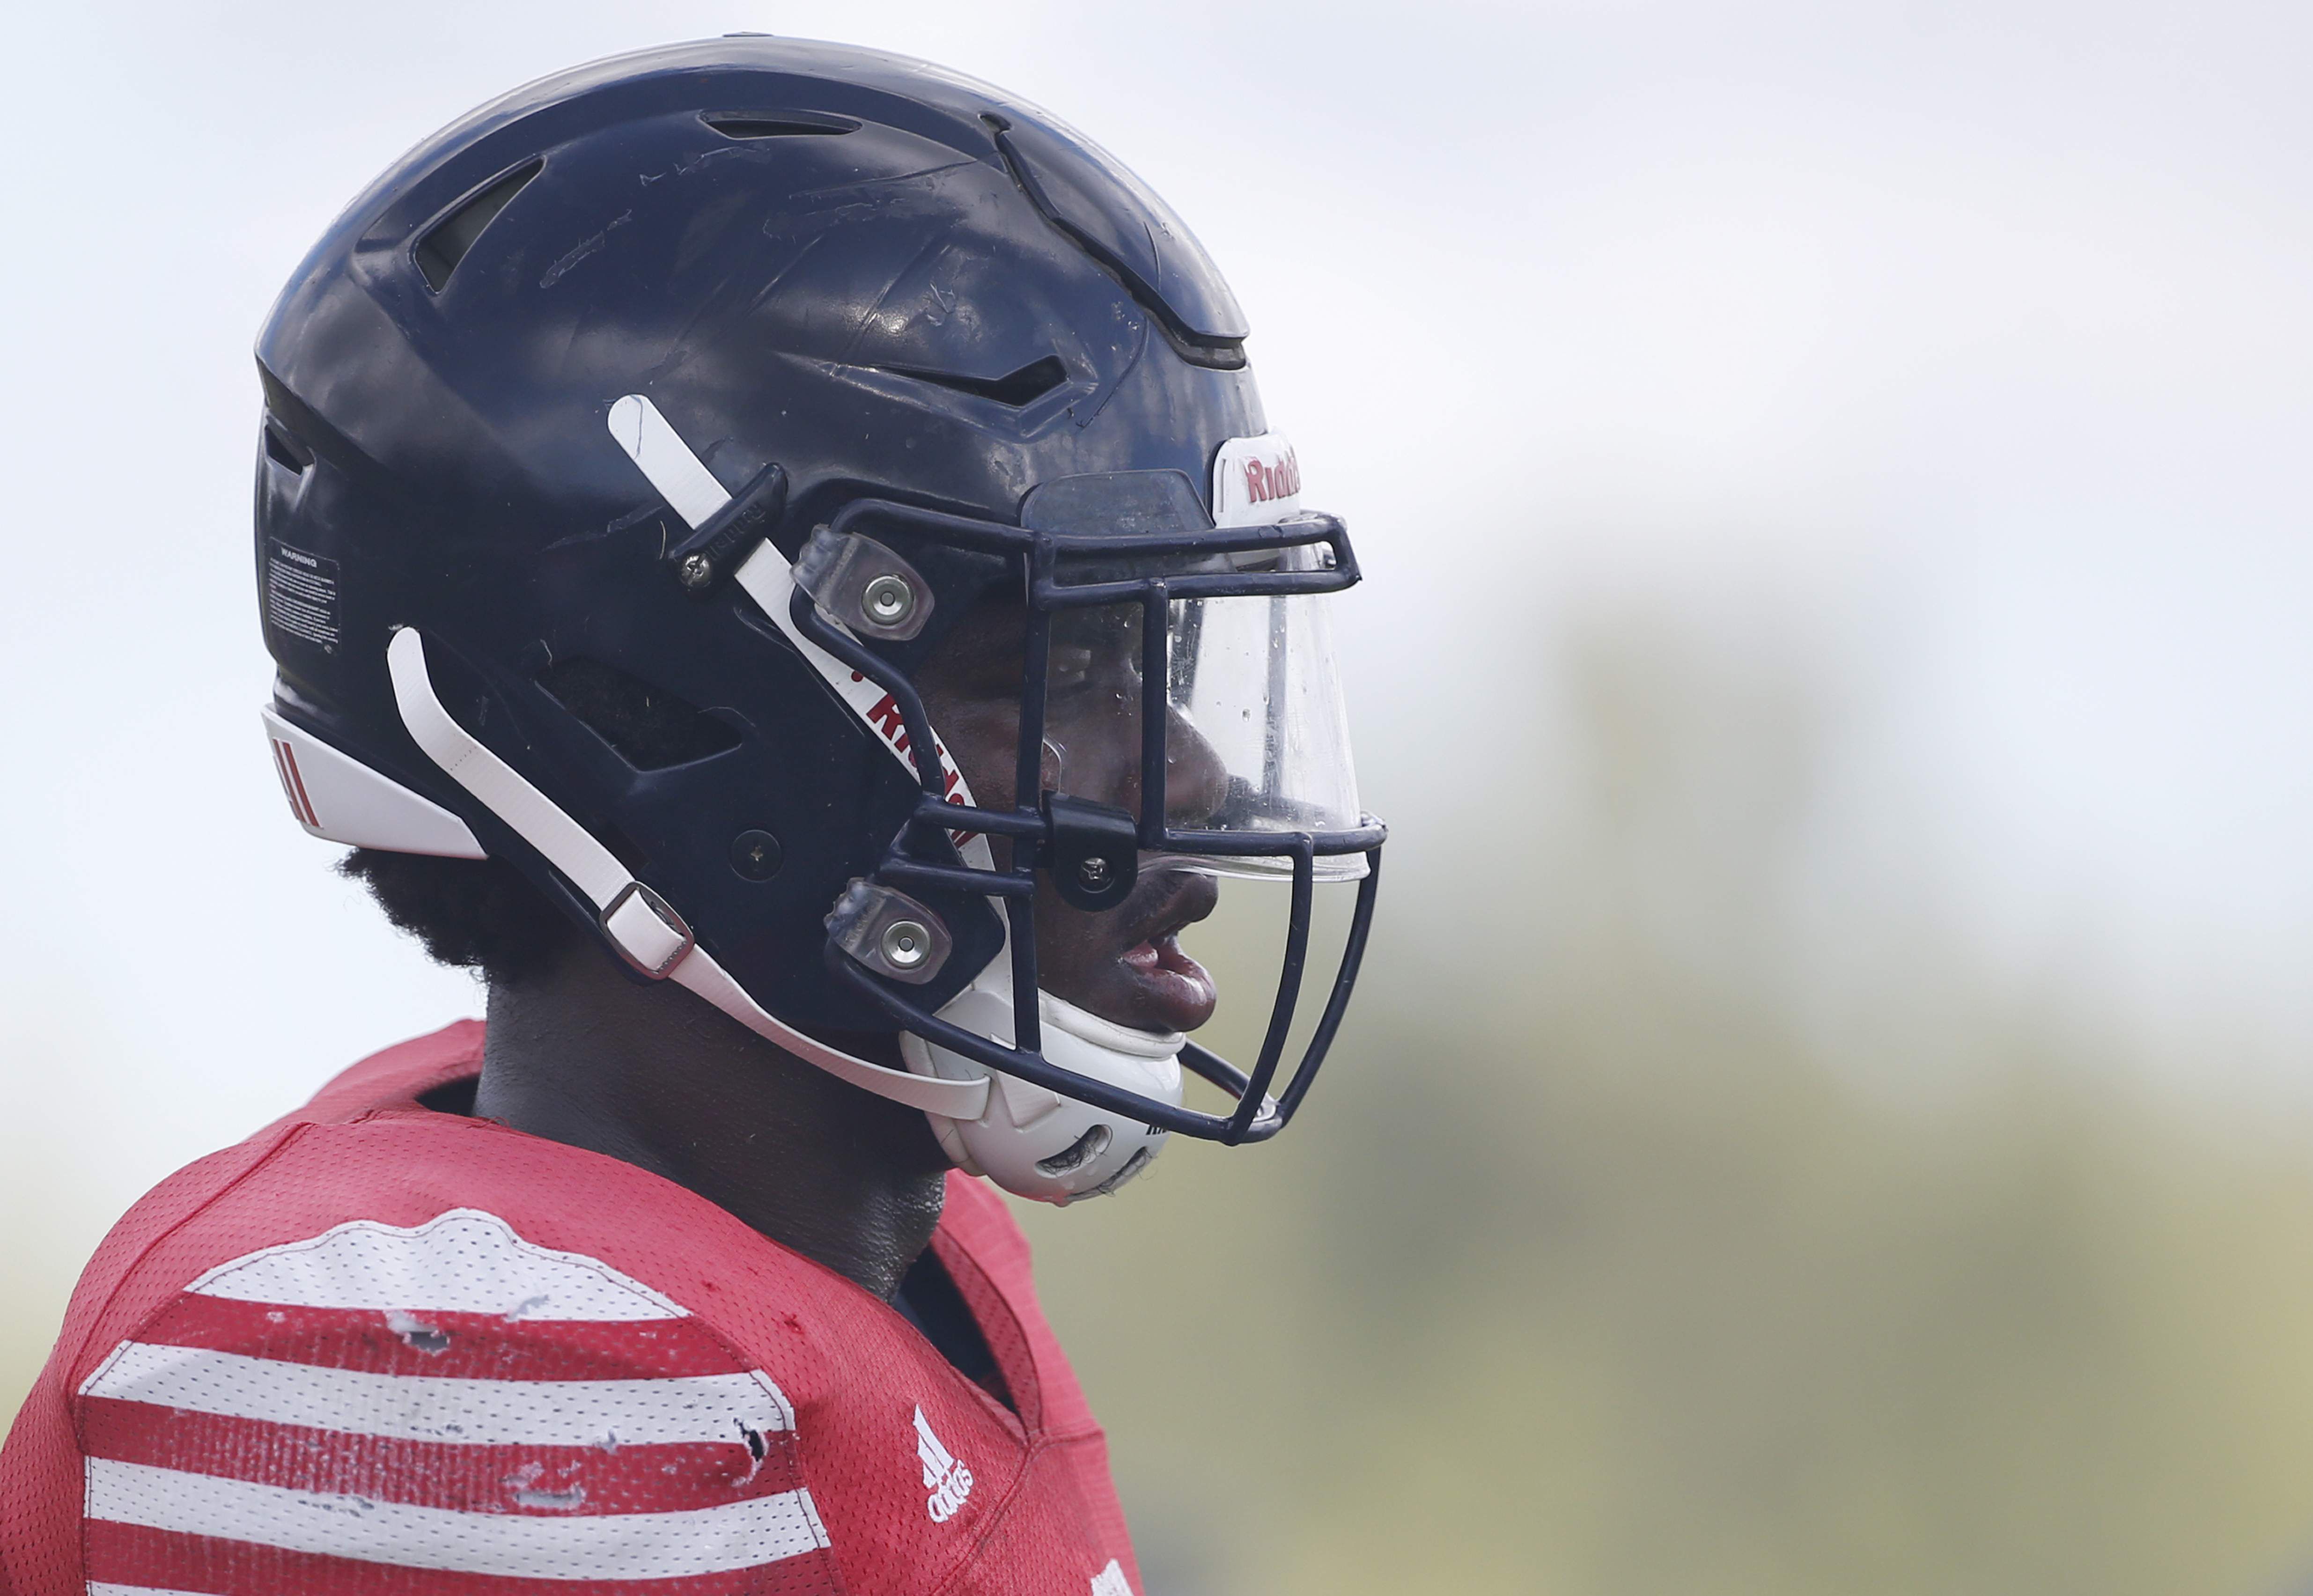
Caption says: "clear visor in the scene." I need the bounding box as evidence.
[1043,552,1366,883]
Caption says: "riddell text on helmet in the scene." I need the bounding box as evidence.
[1242,449,1303,506]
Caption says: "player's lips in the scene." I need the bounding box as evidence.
[1107,871,1220,1034]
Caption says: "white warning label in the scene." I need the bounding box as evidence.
[266,540,340,654]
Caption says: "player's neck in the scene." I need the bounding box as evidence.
[472,949,950,1302]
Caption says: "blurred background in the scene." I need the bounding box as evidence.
[7,1,2313,1590]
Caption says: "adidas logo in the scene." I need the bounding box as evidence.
[1090,1558,1133,1596]
[914,1405,974,1522]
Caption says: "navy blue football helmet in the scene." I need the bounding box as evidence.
[255,37,1384,1202]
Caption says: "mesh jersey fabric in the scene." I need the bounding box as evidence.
[0,1021,1143,1596]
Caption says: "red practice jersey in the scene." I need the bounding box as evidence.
[0,1022,1144,1596]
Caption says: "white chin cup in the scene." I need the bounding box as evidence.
[900,973,1181,1206]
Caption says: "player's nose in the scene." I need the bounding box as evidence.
[1162,707,1228,828]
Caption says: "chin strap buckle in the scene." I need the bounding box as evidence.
[600,881,695,978]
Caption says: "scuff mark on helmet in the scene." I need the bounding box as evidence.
[541,211,635,290]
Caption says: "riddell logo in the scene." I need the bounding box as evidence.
[860,688,966,804]
[851,671,972,846]
[1211,433,1303,529]
[915,1406,973,1522]
[1242,448,1301,506]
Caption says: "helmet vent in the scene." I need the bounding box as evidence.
[879,356,1068,408]
[414,158,544,292]
[536,656,741,771]
[262,417,313,476]
[701,111,858,139]
[981,115,1248,371]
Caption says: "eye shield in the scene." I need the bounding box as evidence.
[1037,544,1368,884]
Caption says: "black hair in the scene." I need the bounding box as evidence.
[338,849,581,987]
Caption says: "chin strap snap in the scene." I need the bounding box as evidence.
[599,882,694,977]
[385,625,991,1122]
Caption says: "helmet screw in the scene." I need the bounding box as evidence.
[861,573,915,626]
[1078,856,1111,890]
[729,828,783,881]
[677,552,715,590]
[879,919,932,972]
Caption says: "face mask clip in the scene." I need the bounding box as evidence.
[1040,793,1139,911]
[792,526,936,641]
[827,880,954,985]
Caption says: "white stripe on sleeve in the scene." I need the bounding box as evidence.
[80,1343,792,1446]
[86,1458,828,1580]
[184,1208,686,1320]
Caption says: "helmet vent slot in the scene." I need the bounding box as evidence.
[1035,1124,1113,1178]
[536,656,741,771]
[879,355,1068,408]
[981,114,1248,371]
[414,158,544,292]
[701,111,858,139]
[262,417,313,476]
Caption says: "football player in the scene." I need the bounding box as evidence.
[0,37,1383,1596]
